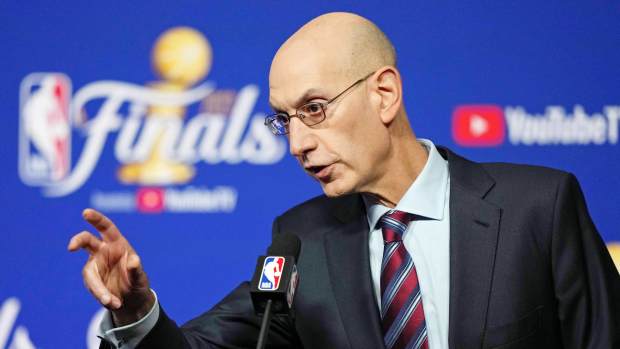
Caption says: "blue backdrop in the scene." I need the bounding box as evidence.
[1,1,618,348]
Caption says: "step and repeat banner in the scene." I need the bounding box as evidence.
[1,1,618,348]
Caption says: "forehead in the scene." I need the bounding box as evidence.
[269,43,347,111]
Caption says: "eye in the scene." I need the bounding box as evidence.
[302,102,323,116]
[265,113,291,135]
[275,113,290,125]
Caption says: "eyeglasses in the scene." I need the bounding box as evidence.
[264,71,374,135]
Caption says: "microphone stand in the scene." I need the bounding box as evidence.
[256,299,273,349]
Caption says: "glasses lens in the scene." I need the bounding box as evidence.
[298,102,325,126]
[265,113,289,135]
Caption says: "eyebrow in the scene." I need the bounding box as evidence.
[269,87,326,114]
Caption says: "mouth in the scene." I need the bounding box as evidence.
[306,164,334,180]
[306,165,326,174]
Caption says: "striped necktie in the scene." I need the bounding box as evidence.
[379,210,428,349]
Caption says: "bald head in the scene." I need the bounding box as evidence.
[270,12,396,90]
[268,13,427,206]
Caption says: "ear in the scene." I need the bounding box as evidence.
[369,66,402,125]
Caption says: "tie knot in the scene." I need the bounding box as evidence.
[378,210,412,243]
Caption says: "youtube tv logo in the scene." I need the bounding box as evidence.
[136,187,165,213]
[452,105,506,147]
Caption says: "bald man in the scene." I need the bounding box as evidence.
[70,12,619,349]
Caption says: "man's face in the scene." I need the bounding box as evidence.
[269,45,391,197]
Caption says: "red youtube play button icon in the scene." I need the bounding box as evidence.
[452,105,506,147]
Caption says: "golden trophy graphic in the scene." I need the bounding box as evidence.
[608,242,620,273]
[118,27,212,184]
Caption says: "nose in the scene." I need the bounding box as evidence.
[288,117,318,157]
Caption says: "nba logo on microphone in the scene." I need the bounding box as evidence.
[259,256,285,291]
[452,105,505,147]
[19,73,72,185]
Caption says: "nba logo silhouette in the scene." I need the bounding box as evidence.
[259,256,285,291]
[19,73,72,185]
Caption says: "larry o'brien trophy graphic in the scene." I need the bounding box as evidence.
[118,27,212,185]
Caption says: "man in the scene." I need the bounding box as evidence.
[69,12,620,349]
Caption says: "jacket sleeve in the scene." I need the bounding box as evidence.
[551,173,620,348]
[135,282,298,349]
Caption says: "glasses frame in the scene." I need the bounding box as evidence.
[264,71,375,135]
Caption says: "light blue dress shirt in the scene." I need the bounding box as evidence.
[364,138,450,349]
[101,138,450,349]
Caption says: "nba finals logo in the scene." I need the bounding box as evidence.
[19,27,286,213]
[259,256,285,291]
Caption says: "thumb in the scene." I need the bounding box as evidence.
[127,254,147,287]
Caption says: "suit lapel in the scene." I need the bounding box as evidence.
[439,148,502,349]
[319,147,502,349]
[323,194,385,349]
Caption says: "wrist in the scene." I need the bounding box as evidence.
[111,290,156,326]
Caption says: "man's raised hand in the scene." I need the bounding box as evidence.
[68,208,155,325]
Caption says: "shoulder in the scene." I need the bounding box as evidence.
[481,161,574,191]
[481,161,570,181]
[441,146,582,224]
[273,194,363,237]
[445,150,590,263]
[279,194,334,218]
[440,146,576,201]
[479,162,582,223]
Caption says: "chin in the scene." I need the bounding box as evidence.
[320,179,355,198]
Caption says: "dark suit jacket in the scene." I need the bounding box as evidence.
[103,147,620,349]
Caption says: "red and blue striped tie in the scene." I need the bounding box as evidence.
[379,210,428,349]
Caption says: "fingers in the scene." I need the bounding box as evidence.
[82,261,122,309]
[67,231,102,253]
[82,208,122,242]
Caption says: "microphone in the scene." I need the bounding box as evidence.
[250,233,301,349]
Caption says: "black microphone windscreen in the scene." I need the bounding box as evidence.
[267,233,301,259]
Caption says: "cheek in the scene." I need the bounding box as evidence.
[322,101,389,180]
[349,118,389,164]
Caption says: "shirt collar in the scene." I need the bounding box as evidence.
[363,139,449,230]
